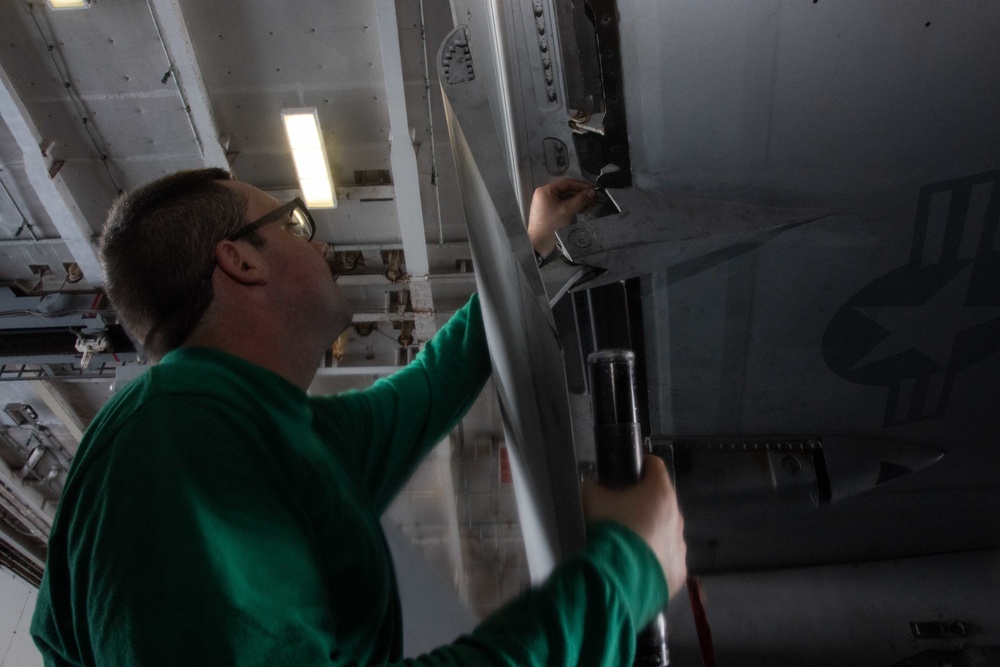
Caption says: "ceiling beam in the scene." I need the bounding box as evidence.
[0,238,65,248]
[375,0,436,343]
[337,273,476,287]
[0,64,104,286]
[353,311,417,323]
[265,186,396,203]
[27,380,84,456]
[0,463,52,539]
[0,519,45,570]
[147,0,229,169]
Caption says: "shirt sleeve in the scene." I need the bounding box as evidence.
[395,521,671,667]
[71,396,339,667]
[309,294,492,512]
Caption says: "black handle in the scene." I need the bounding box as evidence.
[588,349,669,667]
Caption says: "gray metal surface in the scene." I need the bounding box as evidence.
[617,1,1000,209]
[665,548,1000,667]
[438,25,585,580]
[555,187,830,291]
[613,1,1000,571]
[453,0,1000,661]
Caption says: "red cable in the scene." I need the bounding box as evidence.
[687,576,716,667]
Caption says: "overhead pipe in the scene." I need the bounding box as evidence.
[0,174,39,241]
[418,0,446,245]
[0,238,64,248]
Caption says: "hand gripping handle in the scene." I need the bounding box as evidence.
[588,349,669,666]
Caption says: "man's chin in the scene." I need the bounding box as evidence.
[329,306,355,343]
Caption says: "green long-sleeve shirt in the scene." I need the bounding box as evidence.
[31,295,669,665]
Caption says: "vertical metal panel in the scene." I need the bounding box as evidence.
[439,26,584,580]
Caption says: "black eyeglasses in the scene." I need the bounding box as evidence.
[204,197,318,279]
[228,197,316,243]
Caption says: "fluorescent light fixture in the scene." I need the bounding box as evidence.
[281,108,336,209]
[47,0,91,8]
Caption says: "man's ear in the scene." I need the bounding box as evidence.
[214,239,267,286]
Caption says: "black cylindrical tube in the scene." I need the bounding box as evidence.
[588,349,669,667]
[589,349,643,489]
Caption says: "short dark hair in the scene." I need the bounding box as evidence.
[100,168,263,360]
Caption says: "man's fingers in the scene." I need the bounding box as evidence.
[545,178,593,198]
[527,178,597,255]
[558,187,597,217]
[641,454,673,490]
[581,453,688,598]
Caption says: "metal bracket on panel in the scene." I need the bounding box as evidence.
[553,188,834,292]
[647,435,944,505]
[539,260,591,308]
[568,110,606,136]
[74,334,108,369]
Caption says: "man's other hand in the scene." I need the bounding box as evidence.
[582,455,688,598]
[528,178,597,257]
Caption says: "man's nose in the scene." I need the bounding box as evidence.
[312,241,330,259]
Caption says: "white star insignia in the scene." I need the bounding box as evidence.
[853,263,1000,369]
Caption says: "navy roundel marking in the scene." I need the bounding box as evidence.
[822,171,1000,425]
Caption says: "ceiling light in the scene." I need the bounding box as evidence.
[281,108,336,209]
[47,0,91,9]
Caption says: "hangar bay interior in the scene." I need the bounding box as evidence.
[0,1,997,665]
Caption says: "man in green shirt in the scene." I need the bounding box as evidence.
[31,169,687,665]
